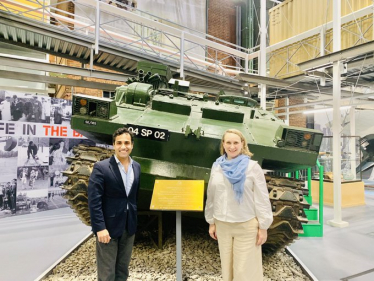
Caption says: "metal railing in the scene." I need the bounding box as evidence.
[0,0,258,78]
[304,160,324,233]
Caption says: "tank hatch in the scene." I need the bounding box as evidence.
[202,107,244,123]
[151,95,191,116]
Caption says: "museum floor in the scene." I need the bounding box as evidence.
[289,187,374,281]
[1,188,373,281]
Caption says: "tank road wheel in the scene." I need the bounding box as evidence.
[263,175,310,253]
[62,145,114,225]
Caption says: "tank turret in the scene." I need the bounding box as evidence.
[64,61,323,253]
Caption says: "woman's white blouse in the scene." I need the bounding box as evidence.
[205,160,273,230]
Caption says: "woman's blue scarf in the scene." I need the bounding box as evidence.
[214,154,250,203]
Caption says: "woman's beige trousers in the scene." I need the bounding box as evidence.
[215,218,263,281]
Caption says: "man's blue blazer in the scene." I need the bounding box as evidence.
[88,156,141,237]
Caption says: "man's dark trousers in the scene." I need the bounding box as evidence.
[96,228,135,281]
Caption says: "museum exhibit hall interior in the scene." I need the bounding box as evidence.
[1,0,374,280]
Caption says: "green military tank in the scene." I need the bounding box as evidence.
[63,61,323,253]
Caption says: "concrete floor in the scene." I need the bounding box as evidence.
[0,208,91,281]
[290,188,374,281]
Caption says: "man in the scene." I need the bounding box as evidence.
[11,95,23,121]
[41,97,48,123]
[31,96,42,122]
[88,127,141,281]
[0,95,12,121]
[53,104,63,124]
[27,141,38,163]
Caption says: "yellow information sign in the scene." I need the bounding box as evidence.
[150,180,204,211]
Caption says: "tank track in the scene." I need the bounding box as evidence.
[62,145,114,226]
[263,175,309,253]
[62,145,310,253]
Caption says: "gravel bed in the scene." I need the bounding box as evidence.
[43,230,311,281]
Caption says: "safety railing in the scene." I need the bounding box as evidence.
[312,160,324,233]
[0,0,258,78]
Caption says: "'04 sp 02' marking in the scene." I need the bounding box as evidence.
[126,124,170,142]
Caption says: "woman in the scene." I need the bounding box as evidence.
[50,141,66,165]
[205,129,273,281]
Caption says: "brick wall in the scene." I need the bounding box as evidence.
[49,55,124,99]
[276,96,307,128]
[207,0,237,67]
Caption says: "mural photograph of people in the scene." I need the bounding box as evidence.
[17,166,49,190]
[0,91,95,219]
[40,96,51,123]
[48,166,68,210]
[49,138,69,166]
[0,180,17,218]
[51,98,72,125]
[15,189,49,215]
[0,135,18,218]
[49,166,67,188]
[0,91,47,123]
[17,137,49,167]
[0,93,12,121]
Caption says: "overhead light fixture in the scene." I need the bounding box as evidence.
[303,106,351,114]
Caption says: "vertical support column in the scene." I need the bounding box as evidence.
[245,54,249,73]
[372,0,374,40]
[244,54,249,95]
[95,0,100,55]
[180,32,185,79]
[320,27,326,86]
[43,0,45,23]
[90,47,94,70]
[328,0,348,228]
[176,211,182,281]
[349,107,356,180]
[259,0,267,110]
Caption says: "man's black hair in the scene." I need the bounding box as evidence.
[112,127,134,144]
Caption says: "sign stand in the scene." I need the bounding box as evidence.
[150,180,204,281]
[176,211,182,281]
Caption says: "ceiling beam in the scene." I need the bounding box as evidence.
[237,72,333,95]
[274,91,374,110]
[275,101,374,116]
[0,56,129,82]
[298,40,374,71]
[0,70,121,91]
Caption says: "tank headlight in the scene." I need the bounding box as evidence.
[304,133,312,140]
[80,99,87,106]
[301,140,308,147]
[80,107,87,115]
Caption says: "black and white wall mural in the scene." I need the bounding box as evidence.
[0,90,96,219]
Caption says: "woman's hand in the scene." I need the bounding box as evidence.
[256,229,267,246]
[209,224,217,240]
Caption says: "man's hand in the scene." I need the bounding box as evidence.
[209,224,217,240]
[97,229,111,243]
[256,229,267,246]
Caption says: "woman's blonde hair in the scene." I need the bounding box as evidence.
[219,129,253,157]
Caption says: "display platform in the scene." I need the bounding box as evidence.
[311,180,365,207]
